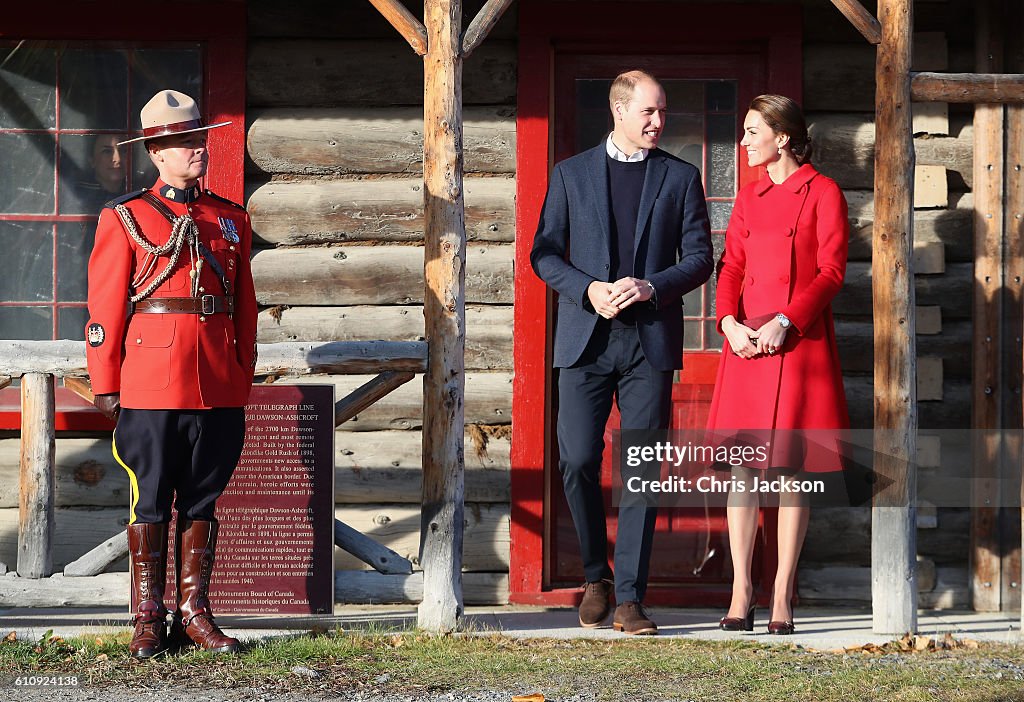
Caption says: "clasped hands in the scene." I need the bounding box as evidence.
[722,315,788,359]
[587,277,653,319]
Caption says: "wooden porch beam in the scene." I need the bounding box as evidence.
[871,0,917,635]
[911,72,1024,103]
[0,376,9,391]
[461,0,515,58]
[830,0,882,45]
[334,519,414,575]
[18,373,55,579]
[335,370,416,426]
[419,0,466,634]
[367,0,429,56]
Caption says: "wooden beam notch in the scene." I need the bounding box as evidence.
[830,0,882,45]
[462,0,515,58]
[368,0,429,55]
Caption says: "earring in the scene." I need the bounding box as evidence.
[777,146,783,155]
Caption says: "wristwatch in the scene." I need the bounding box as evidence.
[775,313,792,329]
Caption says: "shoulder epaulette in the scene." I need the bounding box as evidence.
[203,190,246,210]
[103,189,147,209]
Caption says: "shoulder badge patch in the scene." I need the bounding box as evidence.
[87,323,105,347]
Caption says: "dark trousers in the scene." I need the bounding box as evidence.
[556,323,673,604]
[113,408,246,525]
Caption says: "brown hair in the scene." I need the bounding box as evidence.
[749,94,812,164]
[609,70,659,110]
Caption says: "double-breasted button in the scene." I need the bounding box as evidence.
[746,276,755,286]
[785,228,794,237]
[742,230,750,238]
[780,275,790,284]
[136,338,142,345]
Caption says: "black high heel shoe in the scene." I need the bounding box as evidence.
[719,604,755,632]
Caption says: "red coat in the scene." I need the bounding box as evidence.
[86,179,258,410]
[706,164,849,471]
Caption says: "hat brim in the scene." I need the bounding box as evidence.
[116,121,232,146]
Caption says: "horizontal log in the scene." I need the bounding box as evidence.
[333,503,509,572]
[834,320,971,378]
[0,429,510,507]
[844,375,969,430]
[251,244,513,306]
[804,44,875,111]
[336,570,508,605]
[0,341,426,378]
[0,508,126,573]
[844,191,973,263]
[63,531,128,577]
[798,563,967,608]
[335,518,413,574]
[337,431,509,503]
[279,371,511,431]
[248,0,517,41]
[0,572,129,607]
[246,107,515,175]
[834,262,973,320]
[248,177,514,245]
[810,114,973,189]
[257,305,512,370]
[248,39,515,106]
[912,72,1024,103]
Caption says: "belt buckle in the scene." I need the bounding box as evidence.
[201,294,216,315]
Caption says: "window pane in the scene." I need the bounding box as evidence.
[0,43,57,129]
[58,305,88,341]
[577,79,609,110]
[706,114,736,197]
[59,49,129,130]
[57,222,95,301]
[130,48,202,118]
[0,306,52,340]
[659,113,702,175]
[706,81,737,112]
[0,221,53,301]
[682,285,702,315]
[662,80,702,113]
[683,317,701,350]
[705,320,723,350]
[131,140,159,189]
[0,133,55,214]
[708,200,733,232]
[59,134,129,214]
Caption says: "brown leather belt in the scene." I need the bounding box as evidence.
[133,295,234,315]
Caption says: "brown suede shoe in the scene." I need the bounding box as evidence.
[613,601,658,635]
[578,579,614,628]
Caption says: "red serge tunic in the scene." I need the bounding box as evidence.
[706,164,849,472]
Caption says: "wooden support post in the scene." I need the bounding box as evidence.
[829,0,882,45]
[63,531,128,577]
[1010,0,1024,631]
[367,0,429,55]
[419,0,466,633]
[971,0,1005,614]
[871,0,917,634]
[911,72,1024,103]
[335,371,416,426]
[18,373,56,579]
[461,0,515,58]
[334,519,414,575]
[0,375,10,391]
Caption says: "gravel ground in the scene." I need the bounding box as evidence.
[2,689,602,702]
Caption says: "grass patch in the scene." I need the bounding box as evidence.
[1,627,1023,701]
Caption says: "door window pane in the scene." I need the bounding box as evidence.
[0,133,55,214]
[0,43,57,129]
[57,305,89,341]
[0,221,53,301]
[0,307,52,340]
[57,222,94,301]
[59,49,129,130]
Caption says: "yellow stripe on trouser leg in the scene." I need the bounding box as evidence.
[112,436,141,525]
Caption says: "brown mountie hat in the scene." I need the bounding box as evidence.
[117,90,230,146]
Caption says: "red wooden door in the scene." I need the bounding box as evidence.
[545,56,763,603]
[510,0,803,605]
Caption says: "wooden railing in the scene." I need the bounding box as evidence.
[1,340,425,599]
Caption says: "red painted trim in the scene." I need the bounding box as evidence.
[512,0,803,604]
[0,2,246,428]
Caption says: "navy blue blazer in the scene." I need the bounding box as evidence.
[530,144,714,371]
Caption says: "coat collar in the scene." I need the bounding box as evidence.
[754,163,819,196]
[154,178,202,203]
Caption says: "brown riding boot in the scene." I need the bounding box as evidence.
[127,523,169,659]
[170,519,240,654]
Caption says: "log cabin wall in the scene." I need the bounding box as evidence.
[245,0,515,603]
[0,0,989,610]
